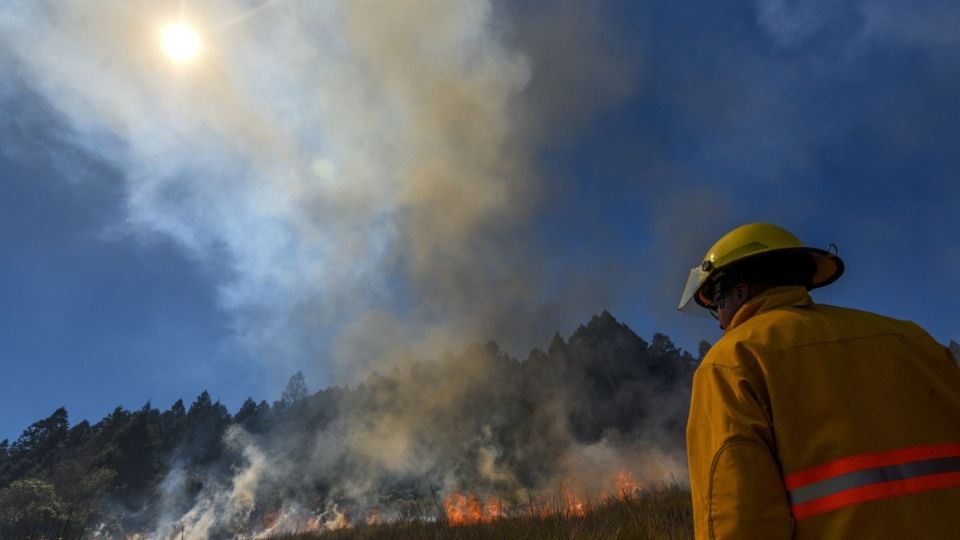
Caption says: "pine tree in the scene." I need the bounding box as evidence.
[181,391,231,465]
[160,399,187,453]
[110,404,162,504]
[7,408,69,481]
[281,371,309,408]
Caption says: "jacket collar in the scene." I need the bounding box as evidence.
[726,285,813,332]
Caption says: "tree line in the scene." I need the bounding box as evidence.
[0,311,706,537]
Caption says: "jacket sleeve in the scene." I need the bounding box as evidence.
[686,361,793,540]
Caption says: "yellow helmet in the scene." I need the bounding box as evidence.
[677,223,844,313]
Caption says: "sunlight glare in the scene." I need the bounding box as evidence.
[161,21,201,64]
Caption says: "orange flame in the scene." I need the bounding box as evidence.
[560,481,587,518]
[324,508,351,530]
[614,470,641,499]
[257,505,351,536]
[439,471,643,527]
[483,498,502,520]
[262,509,280,529]
[444,493,505,525]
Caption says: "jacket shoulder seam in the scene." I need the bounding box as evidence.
[700,348,765,380]
[752,330,932,356]
[697,361,749,374]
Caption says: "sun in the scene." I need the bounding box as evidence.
[160,21,201,64]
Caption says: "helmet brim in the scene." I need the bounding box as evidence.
[680,247,845,312]
[807,247,845,289]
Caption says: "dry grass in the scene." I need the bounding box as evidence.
[269,484,692,540]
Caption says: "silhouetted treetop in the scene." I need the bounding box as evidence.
[0,311,701,537]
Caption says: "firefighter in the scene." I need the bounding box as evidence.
[678,223,960,539]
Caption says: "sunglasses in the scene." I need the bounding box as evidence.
[707,282,727,320]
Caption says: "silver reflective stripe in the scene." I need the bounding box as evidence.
[788,456,960,505]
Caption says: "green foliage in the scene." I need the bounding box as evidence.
[161,398,187,452]
[0,478,66,535]
[281,371,310,408]
[6,408,69,481]
[0,312,700,537]
[0,439,8,477]
[0,390,234,534]
[109,404,163,501]
[181,391,232,465]
[49,459,115,519]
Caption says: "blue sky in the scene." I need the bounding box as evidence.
[1,0,958,442]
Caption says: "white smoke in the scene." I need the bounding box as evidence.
[0,1,666,534]
[0,0,535,380]
[150,427,268,539]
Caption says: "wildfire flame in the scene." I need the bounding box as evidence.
[614,470,642,499]
[323,505,351,531]
[262,510,280,530]
[254,503,352,537]
[254,471,645,533]
[442,470,642,526]
[559,481,587,518]
[444,493,505,525]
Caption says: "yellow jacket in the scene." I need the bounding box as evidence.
[687,286,960,539]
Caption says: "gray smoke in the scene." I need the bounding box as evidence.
[0,0,639,386]
[131,318,692,537]
[0,0,670,535]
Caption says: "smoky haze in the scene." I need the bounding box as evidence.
[58,313,694,538]
[0,0,676,537]
[0,0,640,387]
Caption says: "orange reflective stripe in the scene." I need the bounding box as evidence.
[784,442,960,490]
[791,471,960,520]
[784,442,960,520]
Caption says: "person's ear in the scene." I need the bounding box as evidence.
[734,283,750,303]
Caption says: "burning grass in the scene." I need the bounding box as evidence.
[266,483,692,540]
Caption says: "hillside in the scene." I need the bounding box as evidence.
[0,312,701,539]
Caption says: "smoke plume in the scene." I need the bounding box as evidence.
[0,0,674,536]
[0,0,644,386]
[0,0,624,381]
[133,313,693,537]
